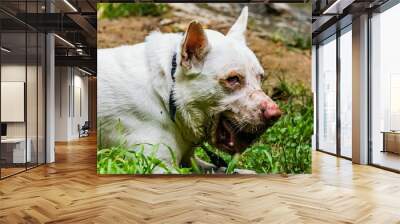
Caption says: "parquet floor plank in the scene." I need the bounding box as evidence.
[0,135,399,223]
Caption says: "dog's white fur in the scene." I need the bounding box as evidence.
[98,7,278,172]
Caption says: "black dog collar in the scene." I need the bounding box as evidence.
[169,53,178,122]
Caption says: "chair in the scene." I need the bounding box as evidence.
[79,121,90,138]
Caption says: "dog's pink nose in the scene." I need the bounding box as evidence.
[260,101,282,121]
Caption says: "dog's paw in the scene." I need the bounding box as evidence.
[232,168,257,174]
[216,167,257,174]
[194,156,217,172]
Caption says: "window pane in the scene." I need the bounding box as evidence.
[318,36,337,154]
[27,31,38,169]
[38,32,45,165]
[340,27,352,158]
[1,31,27,177]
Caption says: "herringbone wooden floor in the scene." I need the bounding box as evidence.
[1,135,400,224]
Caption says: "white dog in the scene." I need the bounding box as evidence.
[98,7,281,173]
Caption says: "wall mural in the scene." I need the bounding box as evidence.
[97,3,312,175]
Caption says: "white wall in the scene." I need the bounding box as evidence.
[1,65,37,138]
[55,66,69,141]
[72,73,89,138]
[1,65,26,138]
[55,67,89,141]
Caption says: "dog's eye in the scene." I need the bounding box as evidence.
[220,72,243,90]
[226,76,240,85]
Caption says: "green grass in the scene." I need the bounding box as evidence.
[97,143,193,174]
[270,30,311,50]
[97,80,312,174]
[97,3,169,19]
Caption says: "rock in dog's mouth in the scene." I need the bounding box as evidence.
[215,116,264,154]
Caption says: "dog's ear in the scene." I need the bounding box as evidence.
[181,21,210,70]
[227,6,248,44]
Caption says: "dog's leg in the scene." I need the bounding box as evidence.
[193,156,217,173]
[151,144,181,174]
[123,127,188,174]
[181,149,217,173]
[200,145,228,168]
[196,146,257,174]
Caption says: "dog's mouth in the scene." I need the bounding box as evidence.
[215,116,264,154]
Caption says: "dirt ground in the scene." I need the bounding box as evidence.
[97,4,311,90]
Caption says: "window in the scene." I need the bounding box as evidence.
[370,3,400,171]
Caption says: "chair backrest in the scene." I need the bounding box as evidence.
[82,121,90,129]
